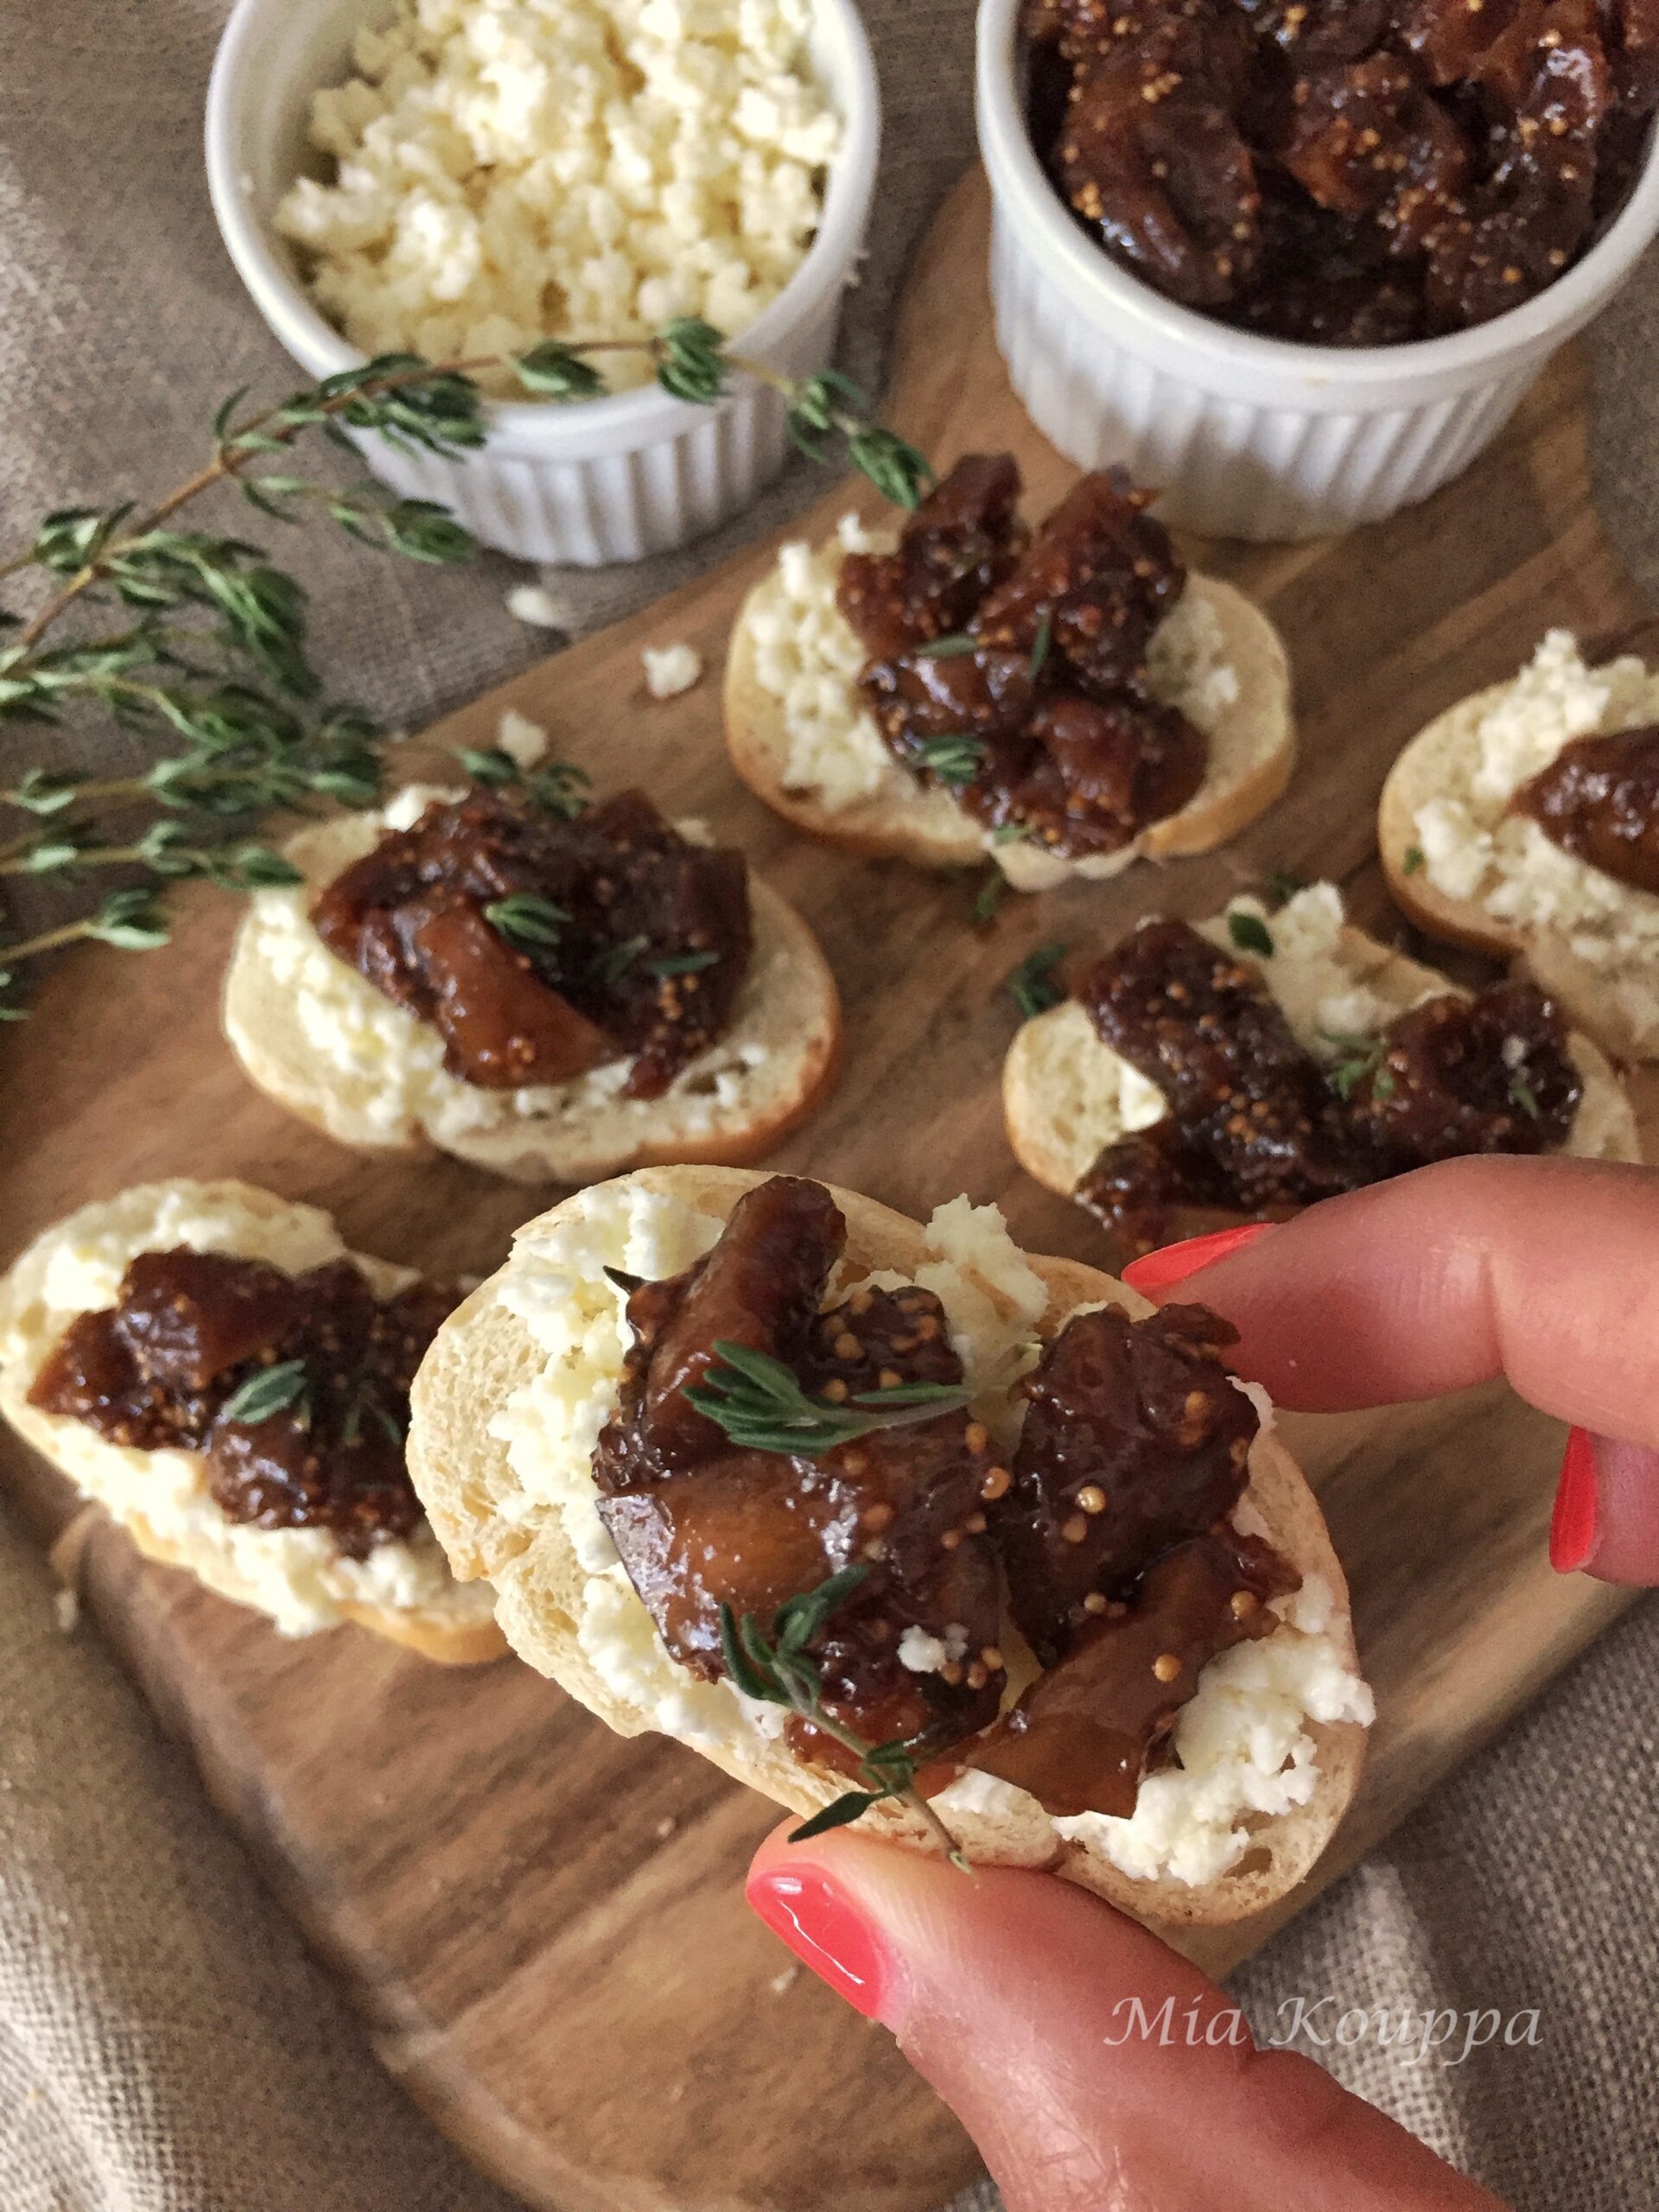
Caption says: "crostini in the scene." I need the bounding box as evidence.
[407,1166,1371,1926]
[1005,882,1641,1255]
[1381,630,1659,1063]
[0,1179,503,1661]
[725,454,1294,891]
[224,769,841,1182]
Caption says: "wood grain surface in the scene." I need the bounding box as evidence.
[3,168,1656,2212]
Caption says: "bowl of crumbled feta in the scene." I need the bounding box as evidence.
[207,0,878,565]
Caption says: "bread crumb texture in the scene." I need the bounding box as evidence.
[486,1179,1370,1885]
[1412,631,1659,1053]
[0,1183,493,1635]
[276,0,840,391]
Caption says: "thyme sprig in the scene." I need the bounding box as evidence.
[718,1567,969,1867]
[916,733,987,787]
[0,323,928,1017]
[686,1339,969,1458]
[1320,1029,1397,1103]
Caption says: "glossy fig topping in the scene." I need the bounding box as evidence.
[836,455,1205,860]
[29,1249,454,1558]
[311,786,752,1099]
[1514,721,1659,895]
[1072,916,1582,1253]
[591,1174,1313,1827]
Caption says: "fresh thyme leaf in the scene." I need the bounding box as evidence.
[992,822,1028,845]
[484,893,569,949]
[220,1357,309,1426]
[656,317,728,405]
[1006,941,1068,1020]
[716,1571,969,1868]
[515,340,607,402]
[1373,1065,1397,1103]
[1028,610,1053,682]
[1403,845,1426,875]
[913,633,978,660]
[592,933,648,987]
[1227,911,1274,958]
[1510,1071,1540,1118]
[684,1339,969,1459]
[790,1792,882,1842]
[461,746,520,787]
[917,733,986,787]
[1265,869,1306,904]
[845,428,934,511]
[86,888,169,951]
[972,868,1007,927]
[649,949,720,977]
[1319,1029,1385,1103]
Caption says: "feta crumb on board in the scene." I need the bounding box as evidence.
[496,709,550,769]
[275,0,841,395]
[506,583,563,630]
[642,641,703,699]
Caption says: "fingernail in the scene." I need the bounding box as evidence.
[1122,1221,1276,1294]
[746,1865,891,2021]
[1550,1426,1600,1573]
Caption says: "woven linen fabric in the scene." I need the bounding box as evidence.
[2,5,1657,2209]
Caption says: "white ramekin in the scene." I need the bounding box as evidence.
[977,0,1659,542]
[207,0,879,567]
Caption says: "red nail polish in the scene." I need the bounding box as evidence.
[1122,1221,1276,1295]
[746,1866,890,2020]
[1550,1427,1600,1573]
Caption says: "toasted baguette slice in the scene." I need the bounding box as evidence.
[408,1165,1370,1929]
[1379,637,1659,1063]
[1005,885,1642,1220]
[725,526,1294,889]
[0,1179,505,1663]
[222,803,841,1184]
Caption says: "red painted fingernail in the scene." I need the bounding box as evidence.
[746,1866,890,2020]
[1122,1221,1276,1294]
[1550,1427,1600,1573]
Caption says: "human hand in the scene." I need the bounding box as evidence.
[747,1155,1659,2209]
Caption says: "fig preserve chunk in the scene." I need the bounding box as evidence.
[29,1249,457,1558]
[1514,722,1659,894]
[592,1174,1307,1824]
[1072,916,1582,1253]
[836,455,1206,861]
[311,785,752,1098]
[1023,0,1659,342]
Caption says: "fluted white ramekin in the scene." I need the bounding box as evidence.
[977,0,1659,542]
[207,0,879,566]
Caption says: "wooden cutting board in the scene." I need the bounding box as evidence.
[3,167,1656,2212]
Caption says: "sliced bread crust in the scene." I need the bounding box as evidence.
[222,810,842,1184]
[408,1165,1366,1929]
[724,559,1295,888]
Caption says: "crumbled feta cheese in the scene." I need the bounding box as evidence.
[506,583,563,630]
[275,0,840,395]
[1411,631,1659,1055]
[497,709,550,769]
[642,641,703,699]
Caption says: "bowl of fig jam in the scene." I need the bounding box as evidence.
[977,0,1659,540]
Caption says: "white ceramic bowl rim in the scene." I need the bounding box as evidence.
[976,0,1659,387]
[206,0,880,444]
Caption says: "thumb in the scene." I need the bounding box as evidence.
[747,1825,1503,2211]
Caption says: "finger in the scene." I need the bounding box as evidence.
[1122,1157,1659,1585]
[747,1826,1503,2212]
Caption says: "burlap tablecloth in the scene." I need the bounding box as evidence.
[2,7,1656,2208]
